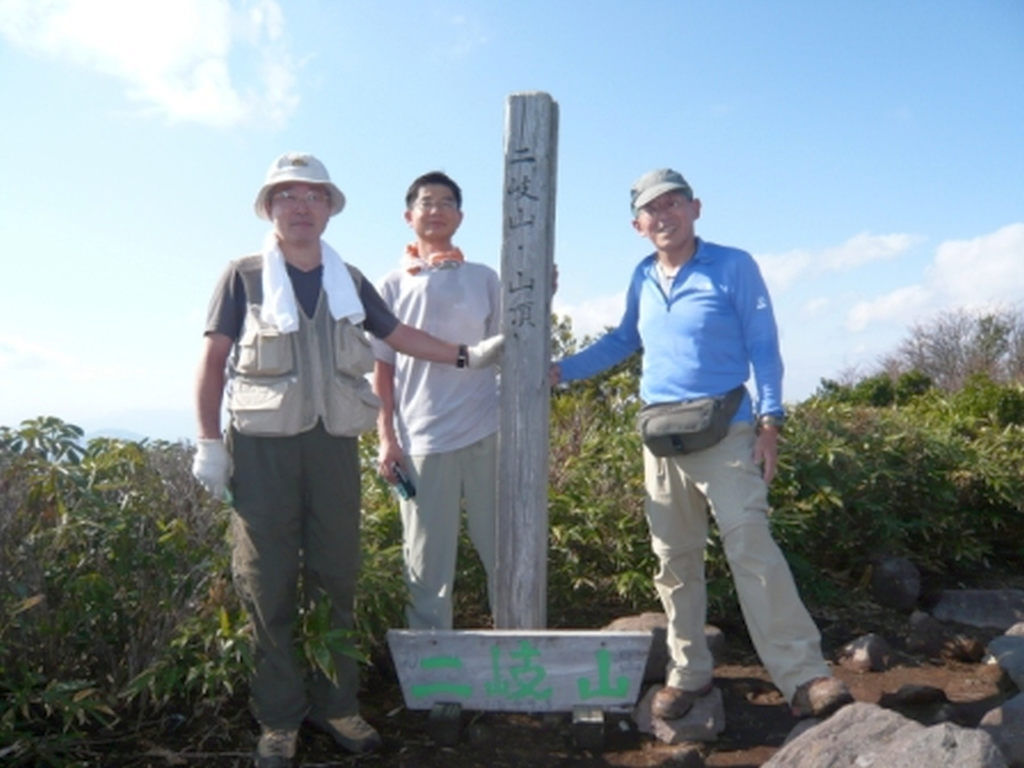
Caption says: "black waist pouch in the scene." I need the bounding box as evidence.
[637,385,746,456]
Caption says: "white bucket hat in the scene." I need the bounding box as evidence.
[254,152,346,220]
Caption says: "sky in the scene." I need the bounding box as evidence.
[1,0,1022,442]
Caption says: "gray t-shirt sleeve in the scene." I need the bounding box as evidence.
[204,263,246,341]
[354,266,400,339]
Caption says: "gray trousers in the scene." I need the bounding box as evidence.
[229,422,362,729]
[401,432,498,629]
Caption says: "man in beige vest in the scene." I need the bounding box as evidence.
[192,152,501,768]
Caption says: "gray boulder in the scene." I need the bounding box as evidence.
[762,702,1007,768]
[634,684,725,745]
[603,613,724,683]
[907,608,993,661]
[931,589,1024,631]
[880,721,1008,768]
[870,555,921,612]
[906,609,951,657]
[838,632,893,672]
[987,635,1024,692]
[979,692,1024,768]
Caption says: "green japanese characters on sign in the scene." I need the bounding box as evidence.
[390,630,650,713]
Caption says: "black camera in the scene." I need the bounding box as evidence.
[392,462,416,500]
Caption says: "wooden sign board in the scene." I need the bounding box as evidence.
[387,629,652,713]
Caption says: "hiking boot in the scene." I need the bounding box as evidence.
[309,714,382,754]
[253,727,297,768]
[791,676,854,719]
[650,681,715,720]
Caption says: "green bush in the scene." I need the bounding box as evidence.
[770,394,1024,586]
[4,359,1024,764]
[547,358,657,624]
[0,418,242,764]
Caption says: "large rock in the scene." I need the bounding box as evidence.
[979,692,1024,767]
[761,702,1007,768]
[931,590,1024,631]
[870,556,921,612]
[987,635,1024,692]
[906,609,950,657]
[880,721,1008,767]
[634,684,725,744]
[907,609,995,661]
[603,614,724,683]
[838,632,893,672]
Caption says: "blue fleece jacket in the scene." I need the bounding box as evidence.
[557,238,784,423]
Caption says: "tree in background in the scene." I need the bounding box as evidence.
[887,306,1024,392]
[817,305,1024,408]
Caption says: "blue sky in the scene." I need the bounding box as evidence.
[1,0,1022,441]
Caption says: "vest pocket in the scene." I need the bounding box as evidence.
[236,316,295,376]
[229,376,305,436]
[324,376,380,437]
[334,321,376,377]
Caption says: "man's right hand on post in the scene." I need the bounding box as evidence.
[466,334,504,368]
[192,438,232,500]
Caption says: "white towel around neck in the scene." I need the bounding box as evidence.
[259,232,365,333]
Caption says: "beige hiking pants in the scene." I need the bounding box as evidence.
[643,421,830,702]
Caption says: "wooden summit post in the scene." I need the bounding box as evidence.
[495,91,558,630]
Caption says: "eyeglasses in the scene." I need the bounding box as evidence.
[637,196,689,218]
[412,199,459,212]
[273,189,330,207]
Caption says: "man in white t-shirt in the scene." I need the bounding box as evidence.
[372,171,501,629]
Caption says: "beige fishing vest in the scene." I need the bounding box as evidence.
[227,256,381,438]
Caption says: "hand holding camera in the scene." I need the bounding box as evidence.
[392,462,416,500]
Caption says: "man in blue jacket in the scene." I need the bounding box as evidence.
[551,169,853,721]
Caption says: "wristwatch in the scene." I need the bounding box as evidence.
[456,344,469,369]
[756,414,785,432]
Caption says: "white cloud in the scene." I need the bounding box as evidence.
[0,335,153,397]
[928,223,1024,308]
[845,285,931,332]
[843,223,1024,332]
[802,297,830,318]
[0,334,83,374]
[0,333,145,382]
[756,249,812,293]
[820,231,923,271]
[553,292,625,340]
[0,333,188,431]
[0,0,297,128]
[757,231,921,292]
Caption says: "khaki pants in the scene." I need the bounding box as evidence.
[400,432,497,630]
[643,422,830,702]
[229,423,363,729]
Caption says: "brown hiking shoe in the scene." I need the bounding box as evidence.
[253,727,297,768]
[790,676,854,719]
[650,681,715,720]
[309,714,382,754]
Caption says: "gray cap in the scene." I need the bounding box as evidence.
[254,152,346,220]
[630,168,694,214]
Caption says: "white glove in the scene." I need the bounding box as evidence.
[192,438,232,501]
[467,334,504,369]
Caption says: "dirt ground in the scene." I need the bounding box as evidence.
[100,605,1013,768]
